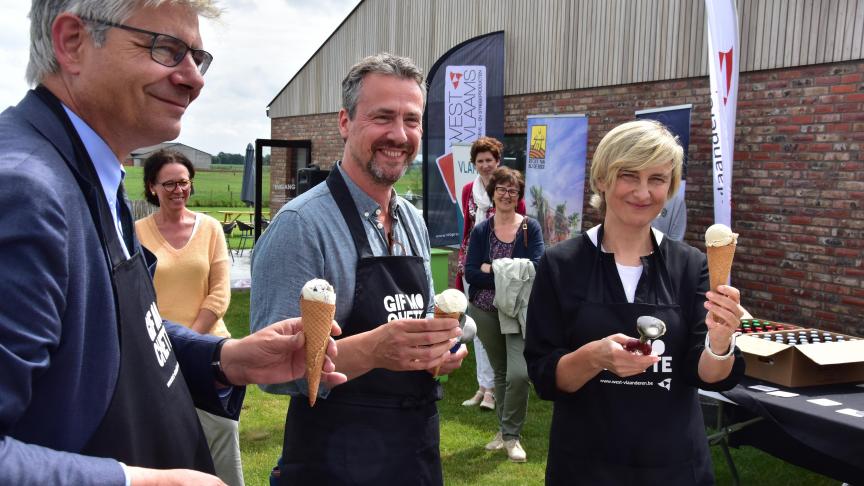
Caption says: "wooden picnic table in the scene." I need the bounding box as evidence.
[217,210,269,223]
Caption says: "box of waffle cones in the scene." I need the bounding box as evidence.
[736,327,864,387]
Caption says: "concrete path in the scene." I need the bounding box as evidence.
[230,252,252,290]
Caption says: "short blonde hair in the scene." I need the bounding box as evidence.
[589,119,684,211]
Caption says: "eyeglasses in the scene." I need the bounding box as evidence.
[84,18,213,75]
[159,179,192,191]
[494,186,520,197]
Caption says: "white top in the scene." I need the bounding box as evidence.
[615,263,643,303]
[587,225,664,303]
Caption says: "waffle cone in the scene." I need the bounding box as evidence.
[707,243,736,291]
[301,298,335,407]
[434,307,462,321]
[433,307,462,377]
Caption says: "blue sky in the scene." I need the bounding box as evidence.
[0,1,359,156]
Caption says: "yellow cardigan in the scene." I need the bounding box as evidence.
[135,213,231,338]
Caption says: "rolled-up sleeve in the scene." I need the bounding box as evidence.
[250,209,324,396]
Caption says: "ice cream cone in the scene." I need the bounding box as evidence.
[707,243,736,291]
[433,307,462,377]
[301,298,335,406]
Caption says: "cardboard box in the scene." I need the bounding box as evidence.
[737,329,864,387]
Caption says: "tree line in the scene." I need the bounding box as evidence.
[212,152,271,166]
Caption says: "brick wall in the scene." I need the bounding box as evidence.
[271,60,863,335]
[270,113,344,170]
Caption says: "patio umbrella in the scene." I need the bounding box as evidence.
[240,143,255,207]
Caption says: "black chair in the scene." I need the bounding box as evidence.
[221,221,237,261]
[236,220,254,256]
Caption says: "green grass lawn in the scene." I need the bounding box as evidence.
[124,164,271,207]
[224,291,836,485]
[394,161,422,197]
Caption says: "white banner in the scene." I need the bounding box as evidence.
[444,65,487,155]
[705,0,739,227]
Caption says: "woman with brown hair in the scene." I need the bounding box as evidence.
[457,137,526,410]
[466,166,544,462]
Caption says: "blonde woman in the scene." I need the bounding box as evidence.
[525,120,744,485]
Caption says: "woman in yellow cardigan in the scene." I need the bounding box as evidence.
[136,149,241,486]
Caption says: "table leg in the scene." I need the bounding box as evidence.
[706,401,764,486]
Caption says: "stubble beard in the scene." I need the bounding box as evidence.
[364,154,412,186]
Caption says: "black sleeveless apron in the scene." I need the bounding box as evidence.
[279,169,441,485]
[33,87,215,472]
[546,226,713,486]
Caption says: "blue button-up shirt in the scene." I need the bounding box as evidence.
[250,162,435,396]
[62,106,129,259]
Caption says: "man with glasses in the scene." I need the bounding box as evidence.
[0,2,345,485]
[251,53,467,485]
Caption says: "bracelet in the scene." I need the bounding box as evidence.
[211,338,232,386]
[704,332,736,361]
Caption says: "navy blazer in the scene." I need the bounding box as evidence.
[0,90,239,485]
[464,216,545,303]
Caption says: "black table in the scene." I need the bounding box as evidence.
[702,377,864,484]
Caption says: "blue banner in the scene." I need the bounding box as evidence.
[422,31,505,247]
[635,105,692,178]
[636,105,693,240]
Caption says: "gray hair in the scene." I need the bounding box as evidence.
[26,0,221,85]
[341,52,427,119]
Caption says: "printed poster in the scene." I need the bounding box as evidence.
[524,115,588,246]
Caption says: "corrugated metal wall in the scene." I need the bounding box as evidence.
[268,0,864,118]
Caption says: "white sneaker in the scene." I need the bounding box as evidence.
[461,390,484,407]
[479,391,495,410]
[484,431,504,451]
[504,439,527,463]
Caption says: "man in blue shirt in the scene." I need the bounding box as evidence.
[0,2,344,485]
[251,53,467,485]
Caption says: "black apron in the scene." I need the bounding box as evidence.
[546,226,713,486]
[33,87,214,472]
[279,169,441,485]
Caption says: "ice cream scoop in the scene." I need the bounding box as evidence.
[435,288,468,315]
[705,223,738,247]
[705,223,739,291]
[302,278,336,304]
[300,279,336,406]
[624,316,667,355]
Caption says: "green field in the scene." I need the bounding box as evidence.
[223,291,836,485]
[126,161,424,210]
[394,162,422,197]
[124,164,270,208]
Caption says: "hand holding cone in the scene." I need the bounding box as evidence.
[705,223,739,292]
[432,289,467,377]
[300,279,336,406]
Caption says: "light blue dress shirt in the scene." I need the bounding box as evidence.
[63,106,130,258]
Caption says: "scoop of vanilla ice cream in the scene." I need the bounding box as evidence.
[435,288,468,314]
[301,279,336,304]
[705,223,738,247]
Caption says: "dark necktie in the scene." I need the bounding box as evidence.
[117,184,134,254]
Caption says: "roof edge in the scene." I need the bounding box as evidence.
[265,0,365,113]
